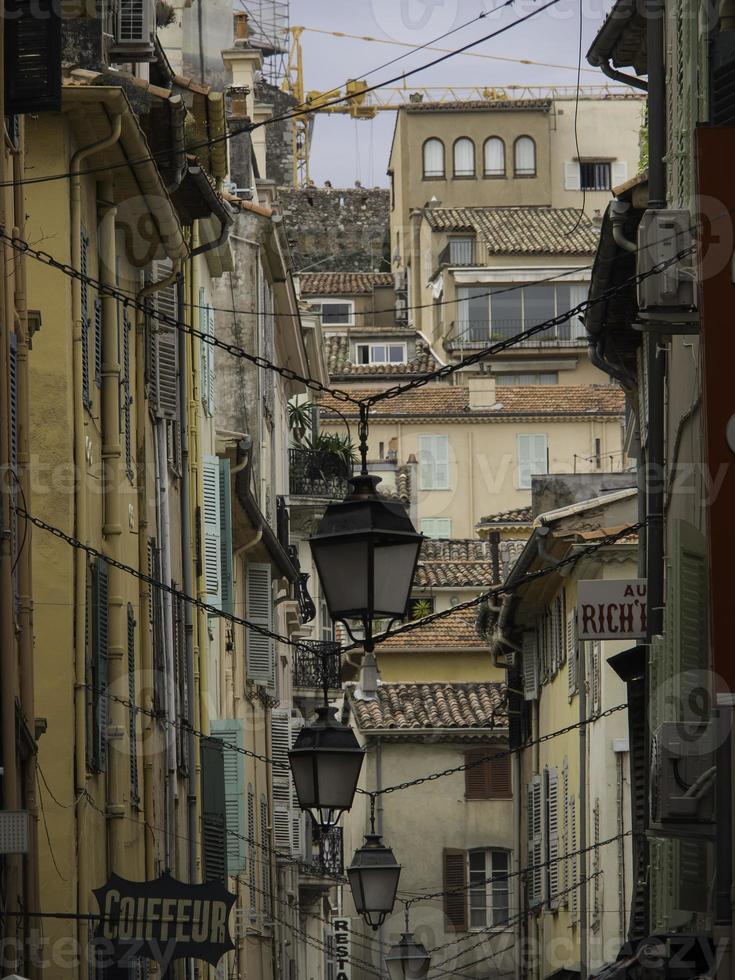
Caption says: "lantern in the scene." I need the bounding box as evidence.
[347,833,401,930]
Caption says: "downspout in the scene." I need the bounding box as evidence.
[596,58,648,91]
[579,633,588,980]
[98,174,127,874]
[646,0,667,637]
[513,748,522,980]
[136,261,181,878]
[178,271,198,892]
[70,111,122,974]
[190,206,233,259]
[375,737,386,980]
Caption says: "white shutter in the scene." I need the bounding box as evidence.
[527,776,543,906]
[564,161,581,191]
[290,716,305,856]
[420,518,452,539]
[562,757,569,908]
[611,160,628,187]
[522,632,538,701]
[570,795,578,919]
[517,434,547,489]
[547,767,559,906]
[206,304,216,417]
[151,260,179,420]
[245,563,275,688]
[567,614,578,700]
[202,456,221,606]
[418,434,450,490]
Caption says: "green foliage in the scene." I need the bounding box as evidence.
[639,103,649,173]
[288,401,313,444]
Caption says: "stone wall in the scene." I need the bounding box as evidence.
[277,187,390,273]
[256,80,299,188]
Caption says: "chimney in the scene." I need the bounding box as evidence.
[234,11,249,40]
[468,376,497,409]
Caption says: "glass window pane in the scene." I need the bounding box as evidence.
[454,138,475,176]
[554,284,571,340]
[372,345,386,363]
[388,345,405,363]
[490,289,522,340]
[424,139,444,177]
[322,303,351,325]
[515,137,536,175]
[484,137,505,176]
[491,851,510,925]
[524,285,556,332]
[457,287,490,343]
[356,345,369,364]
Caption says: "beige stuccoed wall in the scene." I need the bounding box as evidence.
[376,649,505,684]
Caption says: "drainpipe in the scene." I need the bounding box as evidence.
[70,111,122,974]
[646,0,667,637]
[98,174,127,873]
[579,636,588,980]
[375,736,386,980]
[136,261,181,877]
[513,748,522,980]
[596,59,648,91]
[610,201,637,253]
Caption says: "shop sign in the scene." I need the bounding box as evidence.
[577,579,647,640]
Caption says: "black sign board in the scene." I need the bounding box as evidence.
[92,872,236,969]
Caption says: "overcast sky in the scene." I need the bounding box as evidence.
[286,0,618,187]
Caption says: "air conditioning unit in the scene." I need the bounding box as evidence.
[111,0,156,62]
[650,721,716,827]
[636,210,696,321]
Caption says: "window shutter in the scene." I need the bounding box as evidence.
[122,308,133,481]
[8,332,18,566]
[546,767,559,906]
[562,757,569,908]
[611,160,628,187]
[127,604,139,808]
[81,229,91,409]
[567,613,578,700]
[248,784,257,919]
[201,736,228,884]
[206,304,216,417]
[92,557,109,772]
[151,261,179,420]
[570,795,578,919]
[260,794,272,921]
[290,717,305,857]
[246,563,275,688]
[522,632,538,701]
[5,0,61,115]
[94,298,103,389]
[564,161,581,191]
[271,707,292,852]
[202,456,222,606]
[418,435,449,490]
[464,749,490,799]
[488,753,512,799]
[590,640,602,716]
[671,519,707,721]
[443,849,468,931]
[199,287,209,415]
[527,776,543,906]
[219,458,234,616]
[211,719,246,874]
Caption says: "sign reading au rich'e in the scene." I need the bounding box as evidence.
[577,579,647,640]
[92,872,236,969]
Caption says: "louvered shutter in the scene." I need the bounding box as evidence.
[5,0,61,115]
[94,298,103,389]
[127,604,139,807]
[211,719,246,874]
[443,849,468,931]
[248,785,257,918]
[562,758,569,908]
[81,229,91,409]
[92,557,109,772]
[8,332,18,567]
[489,753,512,799]
[464,749,490,799]
[201,737,228,884]
[567,613,578,700]
[202,456,222,606]
[527,776,543,906]
[590,640,602,716]
[260,794,272,920]
[564,161,581,191]
[522,632,538,701]
[151,262,179,419]
[122,309,133,481]
[271,708,292,852]
[246,563,275,688]
[290,716,305,857]
[671,519,707,721]
[206,304,216,417]
[219,458,234,616]
[546,767,559,907]
[611,161,628,188]
[418,435,449,490]
[199,288,209,415]
[570,795,578,919]
[517,434,548,489]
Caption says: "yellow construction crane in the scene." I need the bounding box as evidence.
[284,26,637,186]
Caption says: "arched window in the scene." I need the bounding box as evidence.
[453,137,475,177]
[423,138,445,178]
[514,136,536,176]
[483,137,506,177]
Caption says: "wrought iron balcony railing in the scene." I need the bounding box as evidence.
[293,640,341,690]
[446,318,588,350]
[303,823,344,878]
[289,448,350,499]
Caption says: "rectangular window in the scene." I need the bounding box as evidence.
[456,284,588,346]
[356,342,407,365]
[313,300,354,325]
[418,435,450,490]
[580,161,612,191]
[420,518,452,538]
[517,434,548,490]
[408,595,436,620]
[449,238,475,265]
[496,372,558,386]
[469,849,510,928]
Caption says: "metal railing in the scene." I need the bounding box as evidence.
[289,448,350,499]
[293,640,341,690]
[446,318,588,350]
[304,824,344,877]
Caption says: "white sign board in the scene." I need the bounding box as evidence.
[577,579,647,640]
[332,917,352,980]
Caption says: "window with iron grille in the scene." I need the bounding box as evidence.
[580,161,612,191]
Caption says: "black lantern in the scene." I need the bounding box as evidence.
[385,933,432,980]
[347,832,401,930]
[288,705,364,831]
[308,475,423,647]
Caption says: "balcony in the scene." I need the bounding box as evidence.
[289,448,350,500]
[302,822,344,879]
[293,640,342,691]
[445,318,588,352]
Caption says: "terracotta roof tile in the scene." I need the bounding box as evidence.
[479,505,533,526]
[375,607,485,650]
[325,333,440,378]
[300,272,394,295]
[352,682,507,730]
[424,206,599,255]
[415,539,494,588]
[318,384,625,419]
[404,99,552,113]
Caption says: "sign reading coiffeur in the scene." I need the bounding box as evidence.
[92,872,236,969]
[577,579,647,640]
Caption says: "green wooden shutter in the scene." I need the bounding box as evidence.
[201,736,228,884]
[219,458,234,616]
[127,604,139,807]
[92,557,109,772]
[211,719,246,874]
[202,456,222,606]
[5,0,62,115]
[245,563,275,688]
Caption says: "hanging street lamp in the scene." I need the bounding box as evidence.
[385,908,432,980]
[347,795,401,930]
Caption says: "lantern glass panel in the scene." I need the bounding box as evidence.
[311,539,369,619]
[386,938,431,980]
[373,541,422,617]
[348,865,401,915]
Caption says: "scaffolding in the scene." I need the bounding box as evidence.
[241,0,290,85]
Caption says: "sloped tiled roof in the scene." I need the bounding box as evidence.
[415,538,495,589]
[325,334,440,378]
[300,272,394,295]
[352,682,507,731]
[404,99,552,113]
[376,607,484,650]
[424,206,599,255]
[479,505,533,527]
[319,385,625,419]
